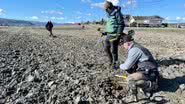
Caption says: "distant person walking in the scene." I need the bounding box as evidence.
[82,25,85,30]
[103,1,125,69]
[46,21,54,37]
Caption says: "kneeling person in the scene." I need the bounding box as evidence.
[119,35,159,101]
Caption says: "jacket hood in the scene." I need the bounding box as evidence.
[110,6,121,16]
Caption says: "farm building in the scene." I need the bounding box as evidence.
[133,16,164,27]
[123,15,164,27]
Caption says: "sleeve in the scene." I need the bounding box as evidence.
[115,12,125,34]
[120,48,142,71]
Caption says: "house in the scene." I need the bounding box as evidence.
[123,15,164,27]
[133,16,164,27]
[123,14,134,27]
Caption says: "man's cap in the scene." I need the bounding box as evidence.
[128,30,135,36]
[120,35,134,44]
[123,28,135,36]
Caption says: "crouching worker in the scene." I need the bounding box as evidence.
[119,35,159,102]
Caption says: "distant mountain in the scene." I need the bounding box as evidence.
[0,18,64,26]
[0,18,33,26]
[30,21,63,26]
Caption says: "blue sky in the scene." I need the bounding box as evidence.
[0,0,185,23]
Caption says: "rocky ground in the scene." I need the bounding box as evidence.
[0,26,185,104]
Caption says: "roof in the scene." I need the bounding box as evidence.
[133,16,164,20]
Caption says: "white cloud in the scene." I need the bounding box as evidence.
[86,13,92,16]
[165,17,171,20]
[31,16,39,20]
[90,0,120,9]
[164,17,185,21]
[0,9,3,13]
[91,2,105,9]
[51,17,64,20]
[176,17,181,20]
[41,10,63,15]
[76,16,82,19]
[81,0,91,3]
[0,8,5,15]
[45,16,49,19]
[107,0,120,6]
[91,0,136,9]
[67,21,75,24]
[76,11,82,15]
[122,0,137,8]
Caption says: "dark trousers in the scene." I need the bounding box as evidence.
[49,29,53,36]
[104,35,120,65]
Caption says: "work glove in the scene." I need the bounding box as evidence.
[101,32,107,36]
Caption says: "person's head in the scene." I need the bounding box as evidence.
[119,35,134,50]
[104,1,114,14]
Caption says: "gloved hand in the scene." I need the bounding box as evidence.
[101,32,107,36]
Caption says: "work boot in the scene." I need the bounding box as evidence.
[112,65,119,70]
[112,61,119,70]
[142,81,154,98]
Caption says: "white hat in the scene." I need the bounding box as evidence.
[106,0,120,6]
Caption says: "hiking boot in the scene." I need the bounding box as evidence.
[112,62,119,70]
[112,65,119,70]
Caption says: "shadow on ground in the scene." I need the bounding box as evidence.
[157,58,185,66]
[141,76,185,104]
[138,58,185,104]
[158,75,185,92]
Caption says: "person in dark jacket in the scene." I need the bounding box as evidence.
[118,35,159,102]
[46,21,54,37]
[103,1,125,69]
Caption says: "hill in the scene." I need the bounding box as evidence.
[0,18,33,26]
[0,18,63,26]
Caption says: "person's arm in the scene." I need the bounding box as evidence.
[51,23,53,28]
[120,48,142,71]
[115,8,125,34]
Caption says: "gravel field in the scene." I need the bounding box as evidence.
[0,26,185,104]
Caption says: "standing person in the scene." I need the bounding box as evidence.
[103,1,125,69]
[46,21,54,37]
[118,35,159,102]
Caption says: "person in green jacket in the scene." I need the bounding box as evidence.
[103,1,125,69]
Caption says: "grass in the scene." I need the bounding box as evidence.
[32,25,84,30]
[132,27,185,33]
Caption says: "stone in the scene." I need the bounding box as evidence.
[26,75,34,82]
[48,81,55,88]
[74,80,80,84]
[154,96,163,102]
[25,92,33,98]
[34,70,40,79]
[0,63,6,68]
[179,84,185,91]
[75,96,81,104]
